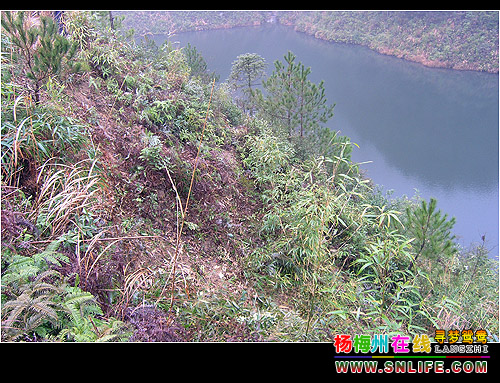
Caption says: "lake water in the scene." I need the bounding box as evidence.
[154,25,499,256]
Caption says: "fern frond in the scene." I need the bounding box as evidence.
[1,255,40,285]
[1,291,60,339]
[94,318,131,342]
[63,287,96,307]
[62,286,103,324]
[33,238,70,269]
[2,296,29,327]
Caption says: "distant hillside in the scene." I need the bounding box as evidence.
[119,10,499,73]
[280,11,499,73]
[2,11,498,343]
[117,10,271,35]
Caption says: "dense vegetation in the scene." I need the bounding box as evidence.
[117,10,270,35]
[119,10,499,73]
[280,11,499,73]
[1,11,498,342]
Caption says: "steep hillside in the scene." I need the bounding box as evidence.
[1,11,266,341]
[1,11,498,342]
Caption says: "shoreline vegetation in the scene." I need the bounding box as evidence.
[1,11,498,343]
[118,10,499,74]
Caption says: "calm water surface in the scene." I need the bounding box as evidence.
[154,25,499,255]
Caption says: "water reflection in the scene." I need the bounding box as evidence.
[327,46,499,192]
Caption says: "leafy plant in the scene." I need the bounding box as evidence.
[243,124,295,189]
[1,85,86,186]
[354,234,426,332]
[64,11,96,51]
[1,268,63,341]
[141,99,176,128]
[57,286,131,342]
[139,130,168,171]
[88,42,120,79]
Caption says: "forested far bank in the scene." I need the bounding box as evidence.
[118,10,499,73]
[280,11,499,73]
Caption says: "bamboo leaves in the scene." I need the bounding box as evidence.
[354,234,422,331]
[1,87,86,188]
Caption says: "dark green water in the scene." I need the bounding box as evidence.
[154,24,499,255]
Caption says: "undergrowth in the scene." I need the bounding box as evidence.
[1,11,498,342]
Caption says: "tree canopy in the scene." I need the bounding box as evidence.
[229,53,266,113]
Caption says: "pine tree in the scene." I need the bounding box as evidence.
[183,43,219,84]
[255,51,297,136]
[255,51,335,141]
[229,53,266,114]
[406,197,457,269]
[1,11,80,104]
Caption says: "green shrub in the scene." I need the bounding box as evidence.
[139,130,169,171]
[354,233,427,333]
[141,99,177,129]
[243,123,295,189]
